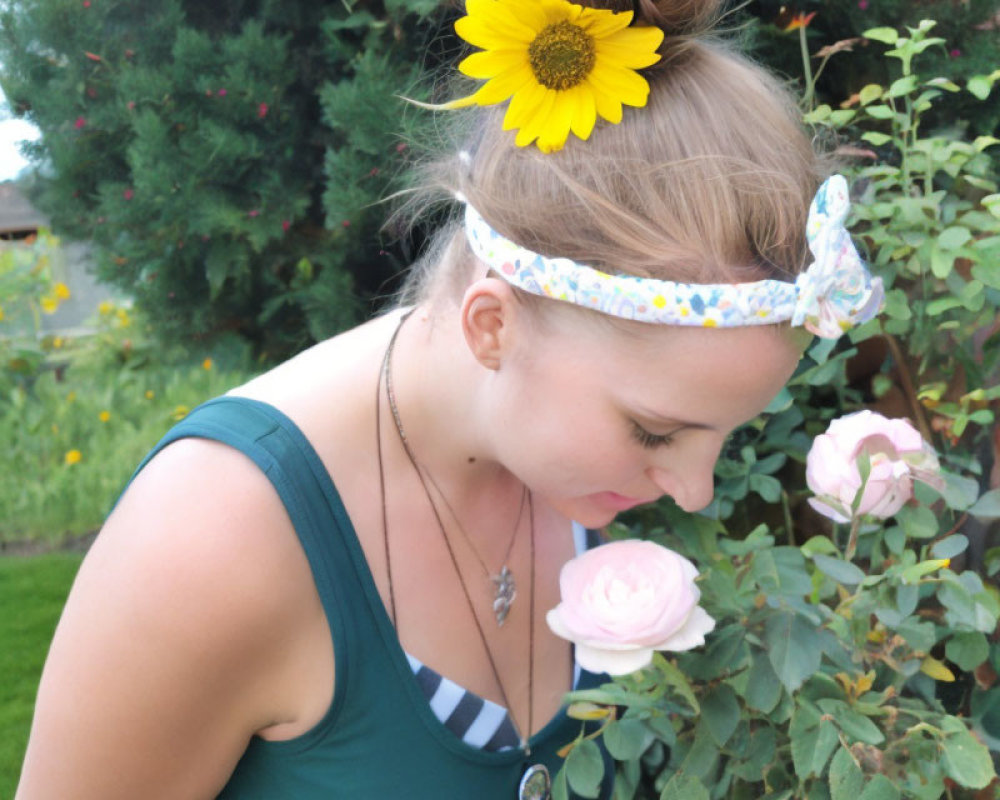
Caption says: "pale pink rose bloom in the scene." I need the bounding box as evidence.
[546,539,716,676]
[806,410,943,523]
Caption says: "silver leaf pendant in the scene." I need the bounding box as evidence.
[491,565,516,626]
[519,764,551,800]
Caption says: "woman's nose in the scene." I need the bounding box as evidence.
[646,449,718,512]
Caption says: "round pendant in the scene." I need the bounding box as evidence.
[519,764,551,800]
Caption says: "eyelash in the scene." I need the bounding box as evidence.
[630,421,676,450]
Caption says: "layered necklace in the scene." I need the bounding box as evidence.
[375,311,538,755]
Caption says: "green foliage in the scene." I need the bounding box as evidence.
[745,0,1000,138]
[554,20,1000,800]
[0,232,72,393]
[0,0,452,357]
[803,19,1000,449]
[1,299,259,543]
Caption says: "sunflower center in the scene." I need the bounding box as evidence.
[528,21,595,91]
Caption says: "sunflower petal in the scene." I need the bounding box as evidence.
[503,78,547,129]
[537,0,580,24]
[538,90,575,151]
[570,85,597,140]
[516,87,556,147]
[455,16,528,50]
[595,28,664,68]
[459,49,526,79]
[586,73,623,124]
[473,64,537,105]
[592,64,651,107]
[497,0,549,29]
[593,42,662,70]
[577,7,633,37]
[603,24,665,53]
[464,0,540,43]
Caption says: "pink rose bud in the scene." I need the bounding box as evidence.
[806,410,943,523]
[546,540,715,676]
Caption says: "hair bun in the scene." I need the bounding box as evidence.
[582,0,723,36]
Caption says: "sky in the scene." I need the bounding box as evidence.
[0,84,40,181]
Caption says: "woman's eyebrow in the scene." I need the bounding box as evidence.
[630,407,717,432]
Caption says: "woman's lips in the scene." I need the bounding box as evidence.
[589,491,653,512]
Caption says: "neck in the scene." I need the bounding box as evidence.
[383,304,526,557]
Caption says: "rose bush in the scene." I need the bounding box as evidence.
[545,539,715,676]
[806,410,943,523]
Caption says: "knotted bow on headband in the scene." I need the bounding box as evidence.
[463,175,884,338]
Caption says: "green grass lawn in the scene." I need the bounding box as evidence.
[0,553,82,798]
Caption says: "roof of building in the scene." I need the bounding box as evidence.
[0,182,48,235]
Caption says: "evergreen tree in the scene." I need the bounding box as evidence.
[0,0,454,357]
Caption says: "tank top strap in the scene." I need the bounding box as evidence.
[120,395,370,663]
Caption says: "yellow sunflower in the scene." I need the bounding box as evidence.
[448,0,664,152]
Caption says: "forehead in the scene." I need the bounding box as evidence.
[542,316,804,429]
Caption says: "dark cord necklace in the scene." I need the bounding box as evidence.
[375,311,536,751]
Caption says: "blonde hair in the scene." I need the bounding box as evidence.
[396,0,823,309]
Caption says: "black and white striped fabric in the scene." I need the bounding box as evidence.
[406,652,522,751]
[404,523,600,752]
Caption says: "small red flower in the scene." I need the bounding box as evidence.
[395,142,407,154]
[368,167,380,177]
[248,209,260,218]
[74,116,86,129]
[125,49,135,59]
[857,0,869,8]
[127,100,135,110]
[282,220,291,232]
[123,188,134,200]
[950,48,961,57]
[258,102,268,119]
[217,88,228,97]
[341,220,351,228]
[82,0,90,6]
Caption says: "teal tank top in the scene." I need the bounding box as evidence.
[126,396,612,798]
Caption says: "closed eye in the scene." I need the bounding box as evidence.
[630,421,676,449]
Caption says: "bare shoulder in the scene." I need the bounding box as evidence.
[17,437,329,799]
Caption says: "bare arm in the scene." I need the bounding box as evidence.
[16,439,331,799]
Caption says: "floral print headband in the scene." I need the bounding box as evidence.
[463,174,884,339]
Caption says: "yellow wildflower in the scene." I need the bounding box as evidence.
[99,410,111,422]
[202,357,213,371]
[54,282,71,300]
[171,405,191,421]
[145,389,155,400]
[99,300,114,315]
[66,391,77,403]
[65,449,82,465]
[41,296,58,314]
[53,336,64,349]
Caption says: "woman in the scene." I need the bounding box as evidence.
[16,0,880,796]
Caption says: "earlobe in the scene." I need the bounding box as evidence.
[460,278,514,371]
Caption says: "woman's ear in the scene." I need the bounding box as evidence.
[460,277,518,371]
